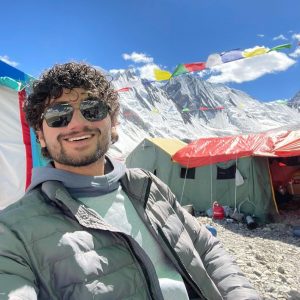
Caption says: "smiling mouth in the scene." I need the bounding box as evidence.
[65,135,93,142]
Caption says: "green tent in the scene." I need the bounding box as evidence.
[126,137,278,222]
[126,138,187,190]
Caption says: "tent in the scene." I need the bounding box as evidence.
[171,129,300,221]
[127,130,300,222]
[0,60,43,209]
[126,137,277,221]
[126,138,190,203]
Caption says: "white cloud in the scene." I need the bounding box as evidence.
[112,51,163,80]
[292,33,300,41]
[289,48,300,58]
[272,34,288,41]
[257,34,264,38]
[109,68,126,74]
[138,63,160,80]
[196,69,211,78]
[207,51,295,84]
[122,52,153,64]
[0,55,18,67]
[109,63,161,81]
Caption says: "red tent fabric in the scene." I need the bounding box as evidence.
[172,129,300,167]
[273,131,300,156]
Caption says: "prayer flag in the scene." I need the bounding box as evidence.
[154,69,172,81]
[172,62,206,77]
[220,49,243,63]
[268,43,292,52]
[116,87,131,92]
[206,53,223,68]
[243,46,269,58]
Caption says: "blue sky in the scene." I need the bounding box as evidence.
[1,0,300,101]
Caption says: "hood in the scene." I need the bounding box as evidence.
[27,156,126,198]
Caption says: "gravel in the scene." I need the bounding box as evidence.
[197,212,300,300]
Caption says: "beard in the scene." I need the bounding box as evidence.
[45,128,111,167]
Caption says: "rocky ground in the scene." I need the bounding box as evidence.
[197,210,300,300]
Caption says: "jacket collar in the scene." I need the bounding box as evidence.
[41,180,117,231]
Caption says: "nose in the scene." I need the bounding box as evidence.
[67,107,89,129]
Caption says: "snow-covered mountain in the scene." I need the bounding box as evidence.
[288,90,300,111]
[109,70,300,158]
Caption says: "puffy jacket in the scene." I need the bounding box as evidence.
[0,168,261,299]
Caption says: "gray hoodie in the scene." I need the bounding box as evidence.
[26,157,126,198]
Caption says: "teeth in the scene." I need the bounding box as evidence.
[68,135,92,141]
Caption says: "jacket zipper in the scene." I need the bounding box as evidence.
[156,226,207,300]
[115,232,163,300]
[140,176,207,299]
[121,172,208,299]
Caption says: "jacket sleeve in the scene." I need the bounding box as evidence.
[168,190,261,300]
[0,223,38,300]
[145,171,261,300]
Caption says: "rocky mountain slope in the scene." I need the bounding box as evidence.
[288,90,300,111]
[109,70,300,158]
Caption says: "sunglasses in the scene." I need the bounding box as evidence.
[42,98,110,128]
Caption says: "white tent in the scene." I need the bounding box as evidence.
[0,61,34,209]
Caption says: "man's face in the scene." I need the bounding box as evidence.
[37,88,114,170]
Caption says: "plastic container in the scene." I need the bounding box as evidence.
[213,202,225,220]
[245,215,258,230]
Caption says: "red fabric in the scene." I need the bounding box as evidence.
[199,107,209,111]
[116,87,131,92]
[184,62,206,72]
[269,160,298,190]
[199,106,225,111]
[18,89,32,189]
[273,131,300,156]
[172,129,300,167]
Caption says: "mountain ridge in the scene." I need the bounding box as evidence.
[109,71,300,158]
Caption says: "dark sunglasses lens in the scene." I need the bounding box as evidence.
[80,99,109,121]
[44,103,73,127]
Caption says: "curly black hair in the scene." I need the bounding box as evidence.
[24,61,119,132]
[24,62,120,159]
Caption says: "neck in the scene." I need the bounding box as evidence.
[53,157,106,176]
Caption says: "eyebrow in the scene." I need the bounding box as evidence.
[52,94,94,103]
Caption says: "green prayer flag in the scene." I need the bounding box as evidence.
[268,43,292,52]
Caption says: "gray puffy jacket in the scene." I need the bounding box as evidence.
[0,168,261,299]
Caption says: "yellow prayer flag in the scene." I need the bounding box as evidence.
[243,46,269,58]
[154,69,172,81]
[151,108,160,114]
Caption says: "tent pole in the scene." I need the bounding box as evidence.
[210,162,213,206]
[267,158,279,214]
[234,157,237,212]
[179,155,191,205]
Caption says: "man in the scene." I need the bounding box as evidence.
[0,62,260,299]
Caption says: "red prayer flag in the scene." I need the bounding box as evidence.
[184,62,206,72]
[116,87,131,92]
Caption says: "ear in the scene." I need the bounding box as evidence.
[36,130,46,148]
[111,120,119,144]
[111,115,119,128]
